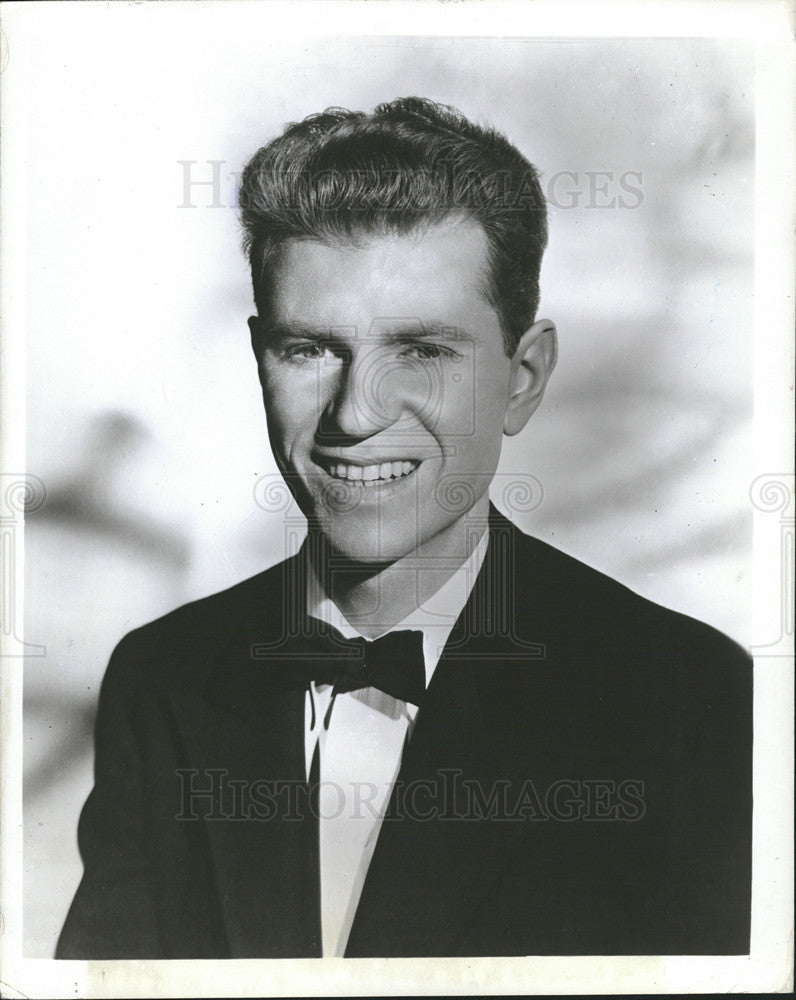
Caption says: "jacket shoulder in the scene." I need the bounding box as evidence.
[105,557,296,685]
[507,522,750,668]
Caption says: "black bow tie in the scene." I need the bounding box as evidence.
[297,624,426,708]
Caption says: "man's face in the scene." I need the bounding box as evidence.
[251,218,527,563]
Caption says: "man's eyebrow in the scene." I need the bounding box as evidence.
[260,323,328,340]
[382,321,471,341]
[260,320,473,341]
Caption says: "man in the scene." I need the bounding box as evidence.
[57,97,752,959]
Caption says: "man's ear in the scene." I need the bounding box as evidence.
[503,318,557,436]
[248,315,262,355]
[248,316,267,391]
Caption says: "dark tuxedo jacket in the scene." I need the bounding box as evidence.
[57,509,752,959]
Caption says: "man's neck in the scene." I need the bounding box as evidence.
[309,497,490,639]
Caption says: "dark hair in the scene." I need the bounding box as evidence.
[239,97,547,354]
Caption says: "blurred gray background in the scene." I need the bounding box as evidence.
[20,20,753,956]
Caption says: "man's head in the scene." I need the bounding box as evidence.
[240,98,556,563]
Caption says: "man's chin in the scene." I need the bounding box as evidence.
[326,537,420,567]
[307,516,422,567]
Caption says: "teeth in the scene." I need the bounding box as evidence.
[326,460,418,484]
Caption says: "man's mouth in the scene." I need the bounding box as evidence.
[318,459,420,487]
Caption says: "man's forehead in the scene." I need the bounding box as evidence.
[265,217,498,334]
[274,217,488,281]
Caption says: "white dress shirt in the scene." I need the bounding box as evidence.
[304,529,489,957]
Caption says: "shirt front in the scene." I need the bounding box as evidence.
[304,529,489,957]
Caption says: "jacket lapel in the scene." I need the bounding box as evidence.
[343,657,508,956]
[346,508,538,956]
[169,553,323,958]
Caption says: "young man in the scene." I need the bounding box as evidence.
[57,98,752,959]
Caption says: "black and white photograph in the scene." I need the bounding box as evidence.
[0,1,792,996]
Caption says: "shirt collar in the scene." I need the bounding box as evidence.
[306,528,490,687]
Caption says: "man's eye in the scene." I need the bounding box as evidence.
[399,343,453,361]
[286,342,329,361]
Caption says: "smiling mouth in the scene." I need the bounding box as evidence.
[317,459,420,487]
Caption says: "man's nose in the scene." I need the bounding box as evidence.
[321,349,405,440]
